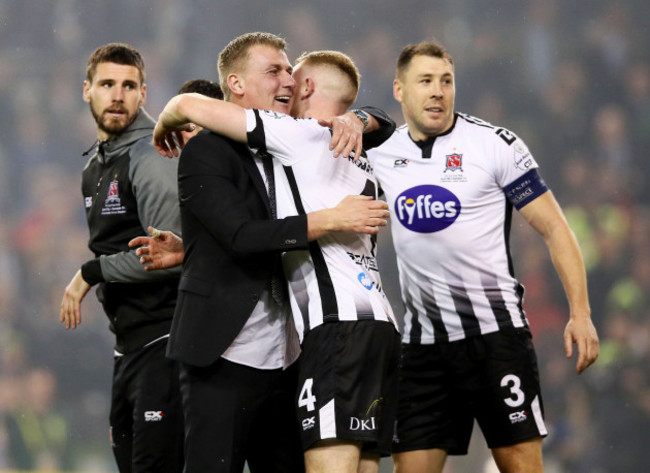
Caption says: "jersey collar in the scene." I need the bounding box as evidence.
[408,113,458,159]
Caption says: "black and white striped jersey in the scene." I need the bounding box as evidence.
[367,113,549,345]
[246,109,397,341]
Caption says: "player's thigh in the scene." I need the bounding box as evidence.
[304,439,362,473]
[131,343,184,473]
[393,449,447,473]
[491,437,543,473]
[471,329,547,450]
[296,321,400,453]
[393,343,473,455]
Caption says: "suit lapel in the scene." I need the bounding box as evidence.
[241,148,273,216]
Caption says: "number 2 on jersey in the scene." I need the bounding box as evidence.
[298,378,317,412]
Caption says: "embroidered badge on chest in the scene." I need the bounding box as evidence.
[101,178,127,215]
[441,153,468,183]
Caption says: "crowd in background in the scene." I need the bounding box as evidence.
[0,0,648,471]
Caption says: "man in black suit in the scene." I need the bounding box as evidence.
[138,33,389,473]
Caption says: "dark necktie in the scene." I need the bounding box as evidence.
[262,156,278,219]
[261,156,287,305]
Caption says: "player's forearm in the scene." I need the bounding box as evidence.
[360,106,395,133]
[365,114,380,133]
[100,251,182,282]
[545,223,592,320]
[359,106,396,149]
[520,192,591,321]
[306,209,338,241]
[175,93,247,142]
[80,251,181,286]
[306,196,387,240]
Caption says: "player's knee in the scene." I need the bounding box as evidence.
[491,437,543,473]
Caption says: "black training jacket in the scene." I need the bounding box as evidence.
[80,108,182,354]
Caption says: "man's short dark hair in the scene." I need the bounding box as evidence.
[86,43,145,84]
[396,41,454,80]
[178,79,224,100]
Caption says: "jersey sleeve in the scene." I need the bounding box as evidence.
[492,129,537,186]
[129,142,182,236]
[492,129,549,209]
[359,106,396,150]
[245,109,326,165]
[98,142,182,283]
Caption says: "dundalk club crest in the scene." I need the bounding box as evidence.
[106,179,120,204]
[444,153,463,172]
[101,177,127,215]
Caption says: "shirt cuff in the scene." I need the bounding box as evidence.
[81,258,105,286]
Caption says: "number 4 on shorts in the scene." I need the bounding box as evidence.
[298,378,317,412]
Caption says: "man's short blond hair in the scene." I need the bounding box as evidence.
[217,32,287,101]
[295,50,361,107]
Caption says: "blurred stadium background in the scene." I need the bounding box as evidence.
[0,0,648,471]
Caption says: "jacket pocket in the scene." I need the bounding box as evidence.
[178,275,213,297]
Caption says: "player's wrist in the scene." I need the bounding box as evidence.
[168,95,191,126]
[569,310,592,321]
[350,109,370,130]
[306,209,336,241]
[172,252,185,266]
[81,258,104,286]
[322,208,340,232]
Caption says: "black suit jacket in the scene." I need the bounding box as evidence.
[166,131,308,367]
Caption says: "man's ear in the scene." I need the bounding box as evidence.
[393,79,403,103]
[140,83,147,106]
[227,73,245,100]
[83,80,91,103]
[302,77,316,99]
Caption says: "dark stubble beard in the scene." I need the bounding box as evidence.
[89,100,138,139]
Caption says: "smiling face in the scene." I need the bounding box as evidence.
[83,62,145,141]
[229,44,295,114]
[394,54,455,141]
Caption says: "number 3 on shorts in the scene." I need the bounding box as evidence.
[298,378,317,412]
[500,374,525,407]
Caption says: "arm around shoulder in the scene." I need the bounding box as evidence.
[161,93,248,143]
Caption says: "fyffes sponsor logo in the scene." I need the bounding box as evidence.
[395,185,460,233]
